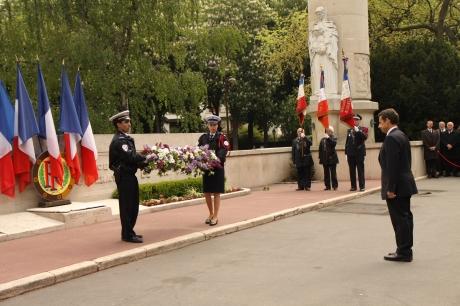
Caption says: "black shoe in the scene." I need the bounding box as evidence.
[349,188,357,191]
[122,236,143,243]
[305,187,311,191]
[333,187,337,190]
[133,233,143,239]
[324,187,331,191]
[359,188,365,192]
[383,253,412,262]
[296,188,304,191]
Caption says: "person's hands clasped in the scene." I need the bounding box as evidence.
[387,191,396,199]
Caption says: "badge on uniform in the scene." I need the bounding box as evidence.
[224,141,229,146]
[122,144,129,152]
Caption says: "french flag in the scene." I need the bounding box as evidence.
[340,57,355,128]
[37,64,64,186]
[295,74,308,125]
[74,71,98,186]
[0,81,16,197]
[317,69,330,130]
[59,66,82,184]
[13,65,39,192]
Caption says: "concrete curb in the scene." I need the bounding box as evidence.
[139,188,251,215]
[4,179,430,301]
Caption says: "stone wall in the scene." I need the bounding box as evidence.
[0,133,425,215]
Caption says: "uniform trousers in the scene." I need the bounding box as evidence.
[347,156,365,189]
[386,196,413,256]
[115,174,140,239]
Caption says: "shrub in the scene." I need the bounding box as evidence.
[112,177,203,201]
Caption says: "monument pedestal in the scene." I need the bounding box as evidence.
[307,98,379,146]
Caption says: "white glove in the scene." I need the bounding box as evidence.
[145,153,155,160]
[324,133,329,138]
[354,126,359,132]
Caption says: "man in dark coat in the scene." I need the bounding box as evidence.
[292,128,313,191]
[345,114,368,191]
[319,126,339,191]
[378,108,418,262]
[109,110,147,243]
[421,120,439,178]
[442,122,458,176]
[437,121,447,176]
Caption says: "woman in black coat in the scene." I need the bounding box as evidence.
[319,126,339,190]
[292,128,313,191]
[198,115,229,226]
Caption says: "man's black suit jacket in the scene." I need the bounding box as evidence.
[378,128,418,200]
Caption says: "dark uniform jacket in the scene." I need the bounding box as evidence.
[198,132,229,165]
[319,136,339,165]
[291,137,313,167]
[109,132,146,176]
[345,126,368,159]
[421,128,439,160]
[378,128,417,200]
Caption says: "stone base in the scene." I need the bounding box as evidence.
[38,199,72,208]
[28,202,112,228]
[306,99,379,145]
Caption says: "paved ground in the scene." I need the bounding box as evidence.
[2,178,459,306]
[0,180,380,284]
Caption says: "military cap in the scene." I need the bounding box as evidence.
[109,110,130,123]
[353,114,362,120]
[206,115,221,123]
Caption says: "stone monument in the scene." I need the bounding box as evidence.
[307,0,379,145]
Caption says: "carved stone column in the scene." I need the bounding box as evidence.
[307,0,379,145]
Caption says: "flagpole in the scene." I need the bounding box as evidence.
[36,56,45,154]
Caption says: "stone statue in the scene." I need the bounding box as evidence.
[309,6,339,96]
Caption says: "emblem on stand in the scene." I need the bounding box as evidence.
[33,151,74,202]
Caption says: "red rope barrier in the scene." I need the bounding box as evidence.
[437,151,460,169]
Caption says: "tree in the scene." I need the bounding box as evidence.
[371,38,460,140]
[369,0,460,44]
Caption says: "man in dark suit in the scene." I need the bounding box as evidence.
[442,122,458,176]
[437,121,447,176]
[292,128,313,191]
[378,108,418,262]
[345,114,368,191]
[421,120,439,178]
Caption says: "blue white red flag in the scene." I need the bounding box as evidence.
[317,69,329,129]
[59,66,82,183]
[295,74,308,125]
[74,71,98,186]
[340,57,355,127]
[38,64,64,187]
[0,81,16,197]
[13,65,39,192]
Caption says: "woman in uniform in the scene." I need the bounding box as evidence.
[198,115,229,226]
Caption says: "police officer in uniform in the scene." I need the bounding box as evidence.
[345,114,368,191]
[292,128,313,191]
[109,110,147,243]
[198,115,229,226]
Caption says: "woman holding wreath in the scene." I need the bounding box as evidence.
[198,115,229,226]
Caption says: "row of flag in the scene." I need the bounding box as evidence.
[296,56,355,129]
[0,64,98,198]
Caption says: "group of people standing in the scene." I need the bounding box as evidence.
[422,120,460,178]
[292,114,368,192]
[109,111,228,243]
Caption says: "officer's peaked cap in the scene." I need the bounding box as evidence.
[109,110,130,123]
[206,115,221,123]
[353,114,362,120]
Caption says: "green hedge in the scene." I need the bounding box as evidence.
[112,177,203,201]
